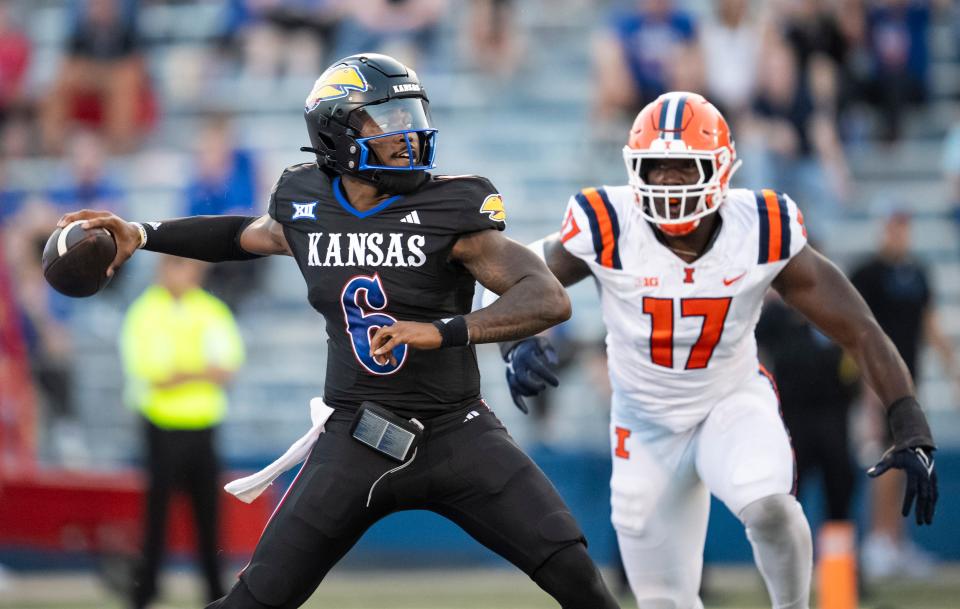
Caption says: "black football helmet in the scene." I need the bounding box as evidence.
[303,53,437,194]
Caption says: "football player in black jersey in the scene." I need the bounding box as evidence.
[58,54,621,609]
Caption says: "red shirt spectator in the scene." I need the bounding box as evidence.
[0,3,30,117]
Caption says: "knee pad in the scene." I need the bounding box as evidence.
[537,510,584,545]
[241,563,295,608]
[532,543,619,609]
[740,494,805,539]
[610,475,664,538]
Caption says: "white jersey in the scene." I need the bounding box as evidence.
[560,186,807,431]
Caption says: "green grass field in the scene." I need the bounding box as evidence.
[3,566,960,609]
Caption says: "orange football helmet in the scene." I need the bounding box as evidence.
[623,91,741,236]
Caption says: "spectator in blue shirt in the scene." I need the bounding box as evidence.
[0,158,26,226]
[593,0,702,122]
[863,0,931,142]
[184,113,263,310]
[186,114,256,217]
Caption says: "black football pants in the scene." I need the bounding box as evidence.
[207,403,618,609]
[133,420,225,609]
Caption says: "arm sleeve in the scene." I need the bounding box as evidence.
[140,215,263,261]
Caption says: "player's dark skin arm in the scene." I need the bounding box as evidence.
[368,230,572,361]
[239,214,293,256]
[475,232,589,356]
[456,229,572,342]
[542,232,593,286]
[773,244,914,406]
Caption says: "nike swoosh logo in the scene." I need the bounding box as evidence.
[722,272,746,286]
[915,448,935,476]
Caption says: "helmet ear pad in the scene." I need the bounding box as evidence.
[310,124,363,172]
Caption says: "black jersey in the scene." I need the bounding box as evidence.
[268,164,506,417]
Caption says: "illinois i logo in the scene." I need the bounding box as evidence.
[479,194,506,222]
[306,66,369,109]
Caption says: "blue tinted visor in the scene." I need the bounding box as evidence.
[350,97,437,171]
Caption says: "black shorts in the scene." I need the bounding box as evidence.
[238,402,585,608]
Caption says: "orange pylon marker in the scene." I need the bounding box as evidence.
[817,521,858,609]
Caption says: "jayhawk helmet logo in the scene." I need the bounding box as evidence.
[480,194,506,222]
[306,66,369,109]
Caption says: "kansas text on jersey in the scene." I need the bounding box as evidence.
[269,164,505,417]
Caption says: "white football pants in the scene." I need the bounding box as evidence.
[610,371,811,609]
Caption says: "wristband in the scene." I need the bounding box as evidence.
[887,396,936,450]
[432,316,470,348]
[131,222,148,249]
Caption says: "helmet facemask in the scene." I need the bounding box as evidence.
[623,142,741,235]
[349,97,437,172]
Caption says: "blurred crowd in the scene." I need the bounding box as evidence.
[0,0,959,588]
[593,0,958,242]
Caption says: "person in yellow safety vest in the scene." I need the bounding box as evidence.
[120,255,245,609]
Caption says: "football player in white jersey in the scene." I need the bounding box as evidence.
[487,92,938,609]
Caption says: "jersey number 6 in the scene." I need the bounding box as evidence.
[642,297,732,369]
[341,273,408,375]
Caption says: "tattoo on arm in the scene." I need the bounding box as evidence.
[452,231,571,343]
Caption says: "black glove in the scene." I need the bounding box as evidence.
[504,337,559,414]
[868,446,938,525]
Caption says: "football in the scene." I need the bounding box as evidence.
[41,221,117,297]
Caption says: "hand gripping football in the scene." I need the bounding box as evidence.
[41,220,117,297]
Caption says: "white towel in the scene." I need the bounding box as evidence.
[224,398,335,504]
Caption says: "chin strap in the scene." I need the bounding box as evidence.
[301,145,428,195]
[369,169,429,195]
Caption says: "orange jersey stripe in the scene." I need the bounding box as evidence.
[582,188,616,268]
[762,189,783,263]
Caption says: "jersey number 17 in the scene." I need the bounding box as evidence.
[642,297,732,370]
